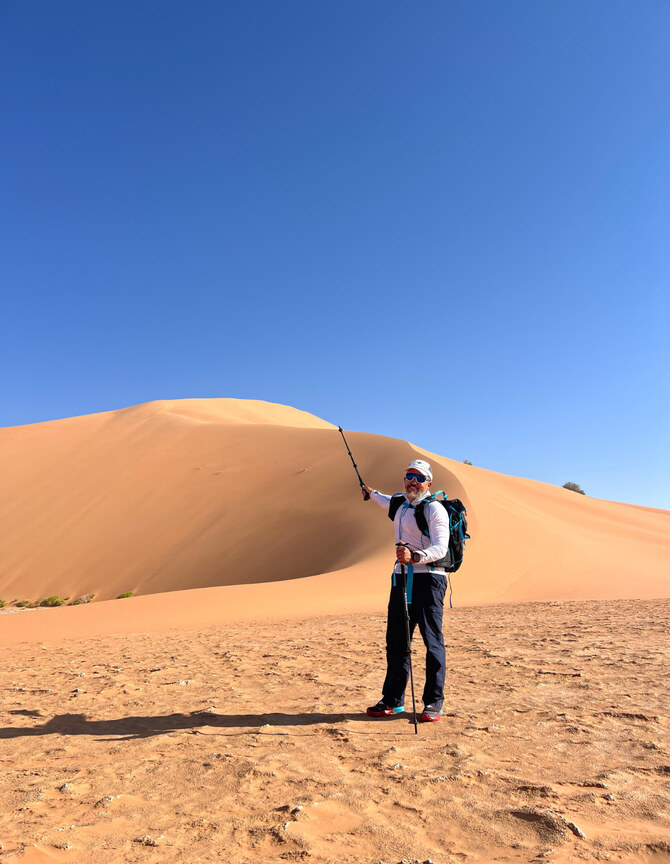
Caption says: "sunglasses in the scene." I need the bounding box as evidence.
[405,472,427,483]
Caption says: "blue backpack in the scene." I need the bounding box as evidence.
[387,491,470,573]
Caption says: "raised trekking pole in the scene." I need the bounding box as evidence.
[397,548,418,735]
[338,426,370,500]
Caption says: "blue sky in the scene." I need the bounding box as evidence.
[2,1,669,509]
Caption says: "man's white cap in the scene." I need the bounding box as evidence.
[406,459,433,481]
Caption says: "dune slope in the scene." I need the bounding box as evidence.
[0,399,668,625]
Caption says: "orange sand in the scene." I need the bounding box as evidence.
[1,600,669,863]
[1,400,669,861]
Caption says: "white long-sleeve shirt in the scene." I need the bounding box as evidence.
[370,489,451,575]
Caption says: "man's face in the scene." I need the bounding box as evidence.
[404,469,431,501]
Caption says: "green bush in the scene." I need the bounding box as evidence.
[563,481,586,495]
[15,600,30,608]
[40,595,66,607]
[24,595,67,608]
[116,591,134,599]
[463,459,473,466]
[0,599,5,608]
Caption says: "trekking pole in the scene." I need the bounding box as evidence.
[338,426,370,500]
[398,555,418,735]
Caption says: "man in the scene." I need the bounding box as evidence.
[362,459,450,722]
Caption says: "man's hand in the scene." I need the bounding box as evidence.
[362,484,372,500]
[396,543,412,564]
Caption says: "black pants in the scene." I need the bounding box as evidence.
[382,571,447,708]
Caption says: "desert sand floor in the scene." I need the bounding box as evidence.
[1,599,669,864]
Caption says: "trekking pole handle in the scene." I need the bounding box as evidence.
[395,542,412,564]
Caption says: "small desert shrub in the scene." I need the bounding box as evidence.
[0,599,5,608]
[68,593,95,606]
[40,595,66,607]
[563,481,586,495]
[116,591,134,599]
[26,595,66,608]
[15,600,30,608]
[463,459,473,466]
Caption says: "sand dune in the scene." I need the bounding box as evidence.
[1,398,667,629]
[0,399,410,607]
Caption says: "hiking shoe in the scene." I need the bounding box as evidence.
[366,701,404,718]
[419,703,443,722]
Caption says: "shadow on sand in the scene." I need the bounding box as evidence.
[0,710,411,740]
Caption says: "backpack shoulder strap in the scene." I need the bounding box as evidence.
[387,494,405,522]
[414,501,429,536]
[415,491,447,537]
